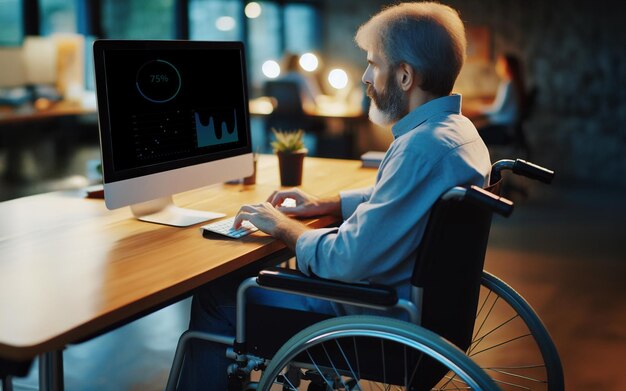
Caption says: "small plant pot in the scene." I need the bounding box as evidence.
[276,150,307,186]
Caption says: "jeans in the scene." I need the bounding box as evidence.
[177,265,336,391]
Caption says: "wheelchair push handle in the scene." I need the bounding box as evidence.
[491,159,555,184]
[442,186,514,217]
[513,159,554,184]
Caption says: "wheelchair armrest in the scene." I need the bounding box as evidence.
[256,267,399,307]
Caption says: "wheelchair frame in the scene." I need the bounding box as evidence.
[167,159,563,391]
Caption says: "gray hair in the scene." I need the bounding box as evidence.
[355,2,467,96]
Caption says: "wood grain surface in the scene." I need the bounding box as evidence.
[0,155,376,360]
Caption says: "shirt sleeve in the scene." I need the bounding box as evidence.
[295,148,449,282]
[339,187,373,220]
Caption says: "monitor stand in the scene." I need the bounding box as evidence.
[130,196,225,227]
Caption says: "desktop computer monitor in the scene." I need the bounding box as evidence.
[93,40,254,226]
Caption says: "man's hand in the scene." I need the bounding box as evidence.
[233,202,310,250]
[266,188,341,218]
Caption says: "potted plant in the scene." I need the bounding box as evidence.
[271,128,307,186]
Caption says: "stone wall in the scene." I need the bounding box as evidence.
[321,0,626,187]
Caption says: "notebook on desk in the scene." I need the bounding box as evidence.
[361,151,385,168]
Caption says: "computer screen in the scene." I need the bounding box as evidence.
[94,40,253,226]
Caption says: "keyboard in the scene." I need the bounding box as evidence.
[200,216,258,239]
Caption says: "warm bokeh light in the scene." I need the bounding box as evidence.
[244,2,262,18]
[299,53,319,72]
[262,60,281,78]
[249,97,275,115]
[215,16,236,31]
[328,68,349,89]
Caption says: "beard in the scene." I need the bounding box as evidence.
[367,72,409,126]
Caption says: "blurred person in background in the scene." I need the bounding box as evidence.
[276,52,322,112]
[475,53,527,144]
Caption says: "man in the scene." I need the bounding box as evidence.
[180,2,491,389]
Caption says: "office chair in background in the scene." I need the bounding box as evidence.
[262,80,324,154]
[485,86,539,199]
[486,85,538,160]
[512,86,537,159]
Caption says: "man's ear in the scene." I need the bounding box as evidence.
[396,62,418,91]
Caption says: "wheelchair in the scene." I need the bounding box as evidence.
[167,159,563,391]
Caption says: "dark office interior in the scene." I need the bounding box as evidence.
[1,0,625,390]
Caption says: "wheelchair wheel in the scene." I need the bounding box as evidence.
[257,315,498,390]
[453,271,564,390]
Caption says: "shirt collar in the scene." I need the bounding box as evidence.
[391,94,462,139]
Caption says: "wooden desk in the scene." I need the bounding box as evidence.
[249,96,365,119]
[249,96,367,158]
[0,100,96,125]
[0,156,376,381]
[0,100,98,183]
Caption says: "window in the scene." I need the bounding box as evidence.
[284,3,320,53]
[11,0,321,91]
[39,0,77,35]
[246,1,321,90]
[247,1,281,89]
[0,0,23,45]
[189,0,243,41]
[102,0,175,39]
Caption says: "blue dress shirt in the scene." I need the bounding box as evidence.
[295,94,491,315]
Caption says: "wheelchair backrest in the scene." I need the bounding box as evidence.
[412,180,501,353]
